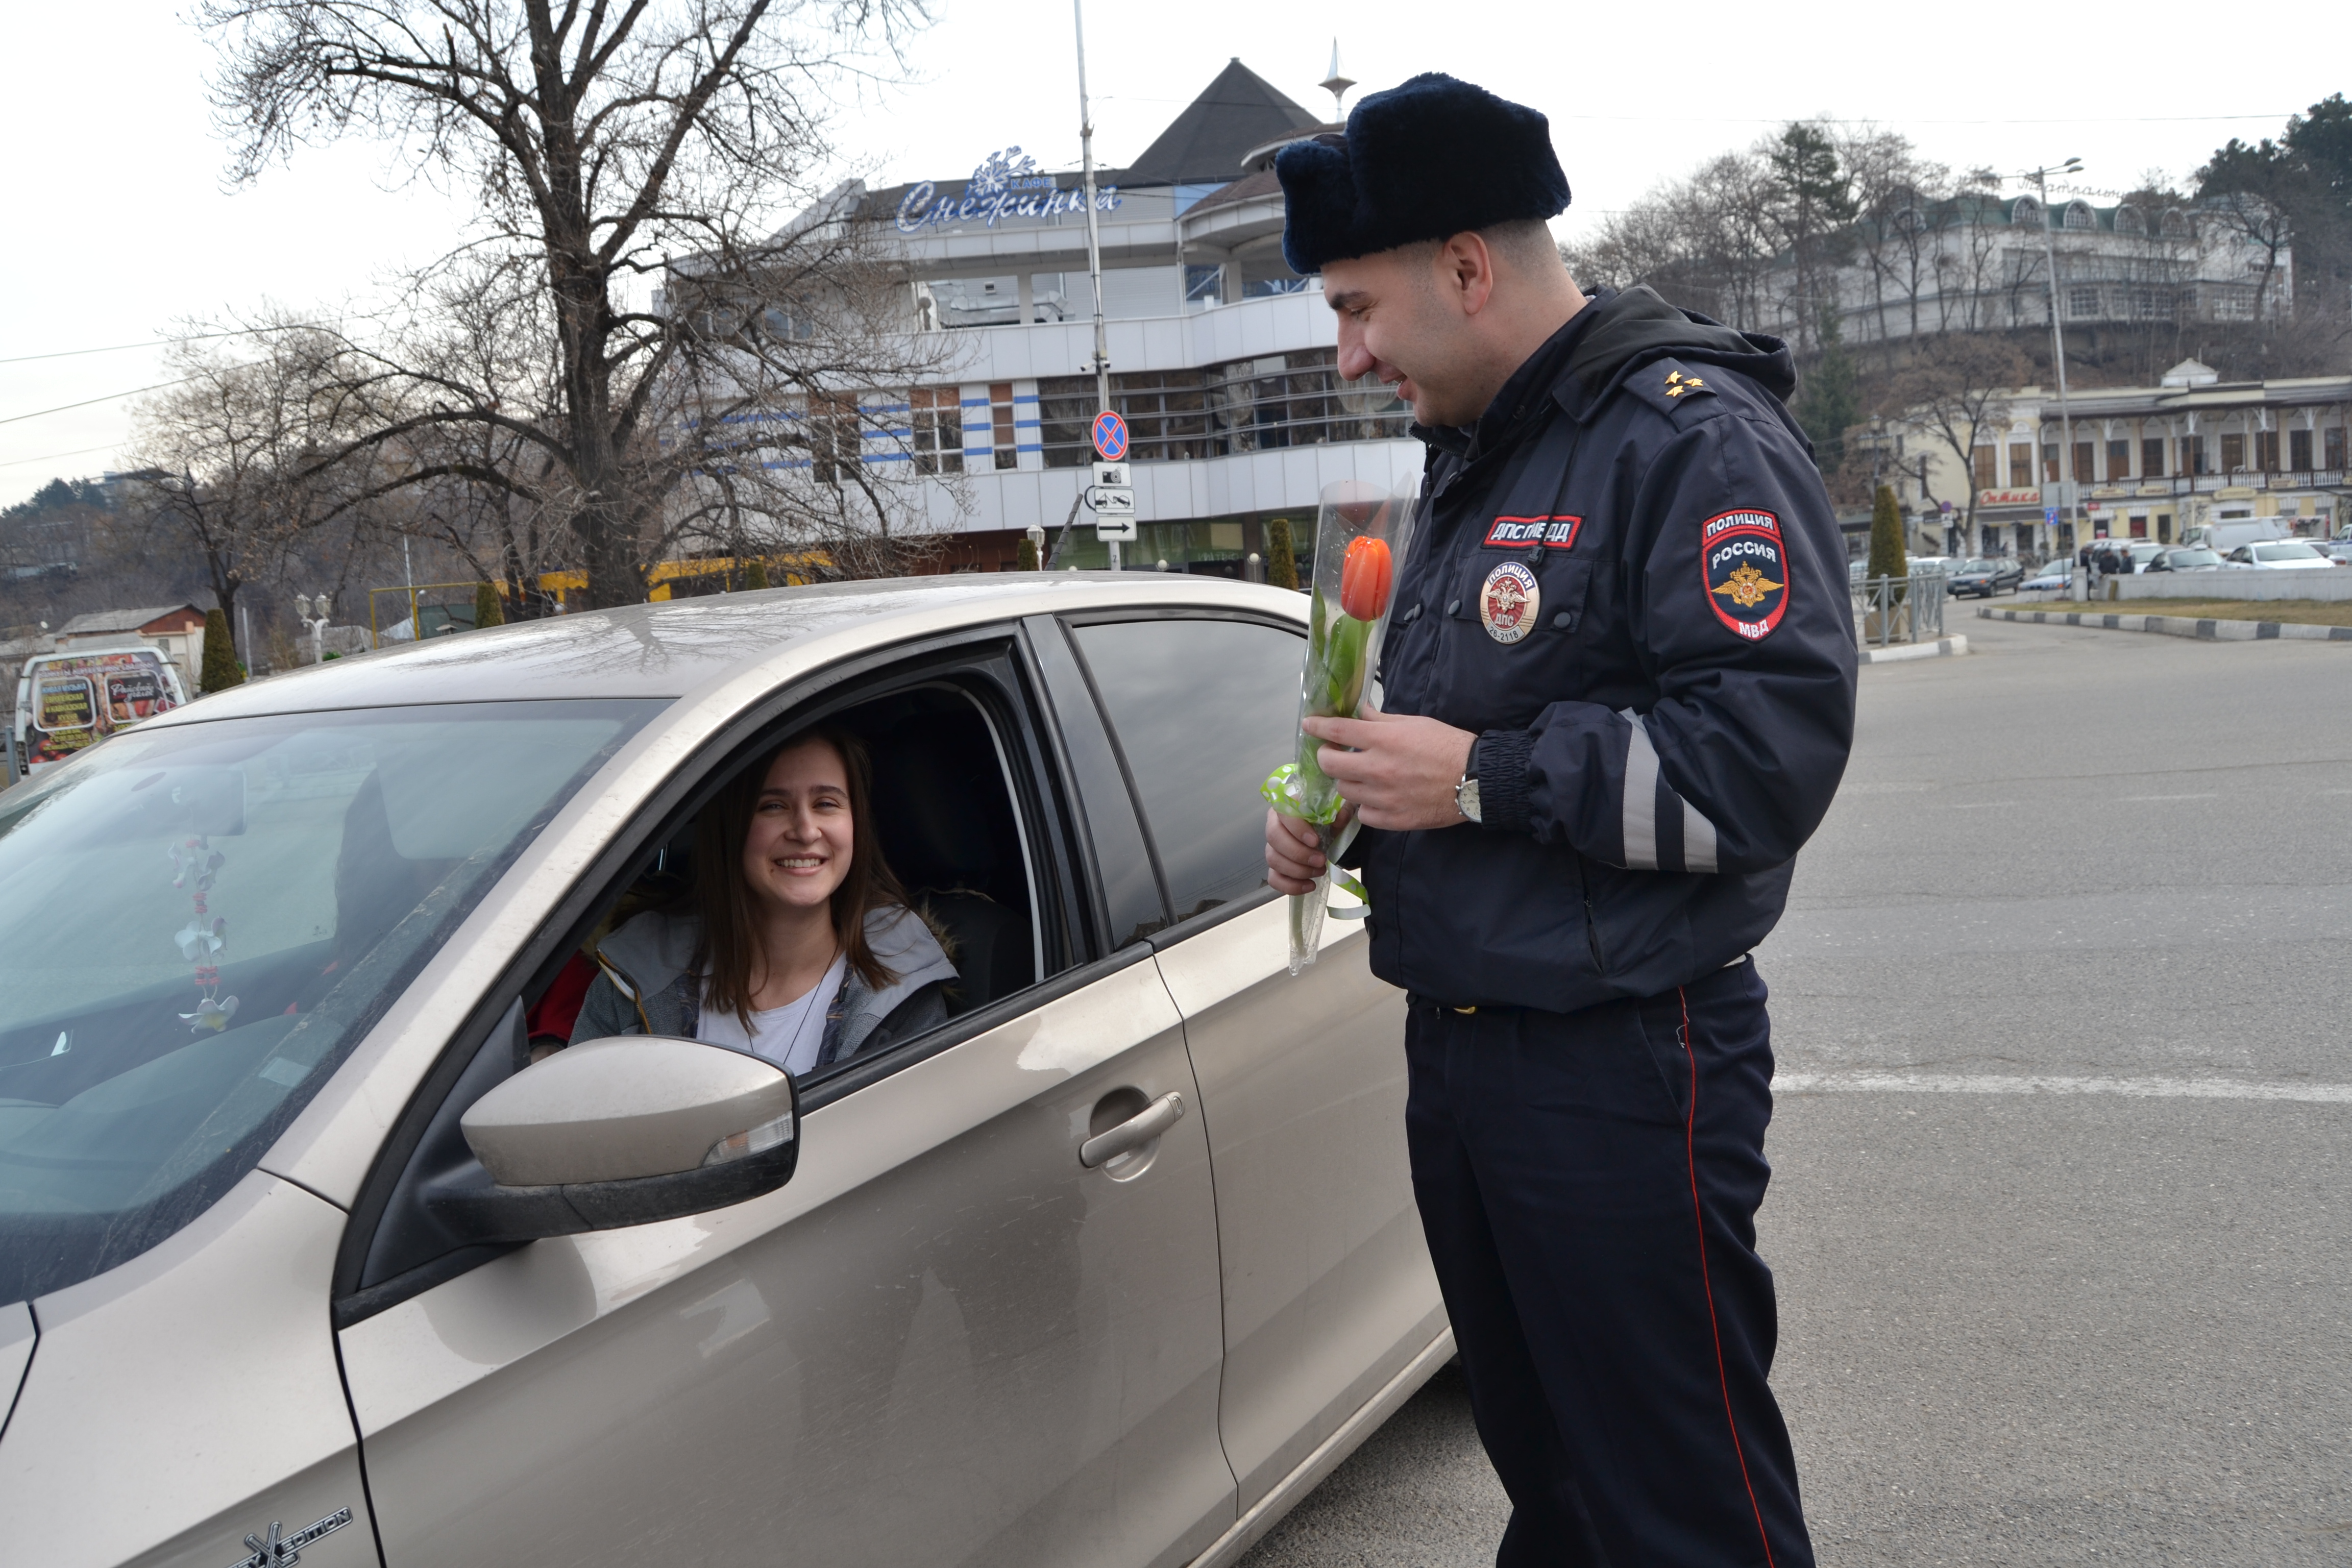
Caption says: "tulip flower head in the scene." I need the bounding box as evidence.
[1339,536,1394,622]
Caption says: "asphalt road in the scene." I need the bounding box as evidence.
[1239,612,2352,1567]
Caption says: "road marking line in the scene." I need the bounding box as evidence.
[1779,1071,2352,1104]
[2122,792,2218,802]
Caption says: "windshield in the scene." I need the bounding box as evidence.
[0,700,657,1304]
[2253,542,2321,561]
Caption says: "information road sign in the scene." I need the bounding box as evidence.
[1090,409,1129,461]
[1087,485,1136,516]
[1095,516,1138,543]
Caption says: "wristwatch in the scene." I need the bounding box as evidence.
[1454,757,1482,824]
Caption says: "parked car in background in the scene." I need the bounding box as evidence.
[2020,561,2074,592]
[2144,548,2226,573]
[2225,540,2336,571]
[1946,559,2025,597]
[12,645,190,775]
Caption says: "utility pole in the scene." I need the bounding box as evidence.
[2026,158,2083,557]
[1072,0,1118,570]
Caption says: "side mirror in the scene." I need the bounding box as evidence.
[425,1037,798,1244]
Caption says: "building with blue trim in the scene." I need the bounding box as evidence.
[677,61,1423,576]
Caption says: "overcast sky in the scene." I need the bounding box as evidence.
[2,0,2338,506]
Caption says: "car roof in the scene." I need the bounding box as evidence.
[145,573,1307,723]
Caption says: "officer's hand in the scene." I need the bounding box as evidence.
[1265,808,1327,896]
[1303,707,1478,830]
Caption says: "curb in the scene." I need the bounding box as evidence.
[1978,607,2352,643]
[1860,635,1969,664]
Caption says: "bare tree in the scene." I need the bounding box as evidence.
[1833,127,1949,369]
[1889,334,2032,556]
[124,326,381,639]
[201,0,949,609]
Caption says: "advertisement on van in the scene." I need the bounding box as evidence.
[17,649,187,773]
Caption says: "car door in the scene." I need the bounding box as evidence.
[1059,612,1442,1512]
[335,639,1233,1568]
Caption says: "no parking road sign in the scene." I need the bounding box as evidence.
[1090,409,1129,462]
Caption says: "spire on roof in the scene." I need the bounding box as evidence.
[1319,41,1355,119]
[1118,59,1321,186]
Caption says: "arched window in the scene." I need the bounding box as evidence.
[2115,205,2145,235]
[2064,201,2094,230]
[2012,196,2042,227]
[2161,208,2191,239]
[1893,207,1925,235]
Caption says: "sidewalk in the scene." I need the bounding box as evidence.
[1978,607,2352,643]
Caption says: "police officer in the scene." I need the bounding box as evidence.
[1263,76,1855,1568]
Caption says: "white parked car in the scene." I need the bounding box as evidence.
[2224,540,2338,571]
[0,577,1445,1568]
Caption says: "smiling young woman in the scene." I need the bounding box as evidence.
[569,729,959,1075]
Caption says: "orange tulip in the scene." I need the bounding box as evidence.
[1340,535,1394,622]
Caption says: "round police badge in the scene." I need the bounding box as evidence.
[1479,561,1540,645]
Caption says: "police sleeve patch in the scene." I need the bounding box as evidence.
[1700,509,1790,641]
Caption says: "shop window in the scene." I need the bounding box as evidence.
[2142,437,2166,478]
[2106,439,2130,481]
[2157,514,2173,544]
[2220,433,2245,472]
[2289,429,2312,472]
[2128,515,2148,538]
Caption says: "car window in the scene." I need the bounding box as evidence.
[1072,617,1303,926]
[0,700,657,1304]
[2253,542,2319,561]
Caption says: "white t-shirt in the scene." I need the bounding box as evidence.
[697,953,849,1075]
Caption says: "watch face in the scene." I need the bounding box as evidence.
[1458,776,1482,822]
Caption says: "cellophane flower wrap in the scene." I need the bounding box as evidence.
[1262,475,1419,973]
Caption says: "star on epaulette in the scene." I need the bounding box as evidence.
[1665,369,1705,398]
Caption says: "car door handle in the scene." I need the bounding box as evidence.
[1080,1091,1186,1169]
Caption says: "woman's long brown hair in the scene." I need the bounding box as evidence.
[697,727,910,1030]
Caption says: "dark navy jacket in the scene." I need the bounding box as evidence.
[1358,286,1856,1012]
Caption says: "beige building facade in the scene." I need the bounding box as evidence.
[1886,360,2350,558]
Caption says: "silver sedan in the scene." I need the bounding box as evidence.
[0,576,1446,1568]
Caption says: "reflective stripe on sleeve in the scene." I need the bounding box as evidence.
[1620,709,1723,875]
[1620,709,1660,870]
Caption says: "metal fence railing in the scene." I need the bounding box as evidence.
[1853,573,1948,648]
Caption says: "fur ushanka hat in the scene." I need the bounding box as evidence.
[1273,73,1571,275]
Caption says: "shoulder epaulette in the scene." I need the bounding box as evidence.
[1625,358,1721,421]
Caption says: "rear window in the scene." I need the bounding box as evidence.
[2253,542,2320,561]
[1072,617,1303,927]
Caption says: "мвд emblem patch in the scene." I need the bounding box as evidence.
[1701,509,1790,641]
[1480,561,1540,644]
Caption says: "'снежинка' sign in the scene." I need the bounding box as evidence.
[895,147,1123,234]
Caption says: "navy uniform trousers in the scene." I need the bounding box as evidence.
[1406,957,1813,1567]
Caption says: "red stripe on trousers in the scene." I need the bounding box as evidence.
[1680,985,1777,1568]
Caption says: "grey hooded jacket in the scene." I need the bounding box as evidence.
[569,904,958,1069]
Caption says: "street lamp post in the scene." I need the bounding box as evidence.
[293,594,331,666]
[1071,0,1118,571]
[2021,158,2083,558]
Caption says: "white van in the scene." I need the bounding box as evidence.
[13,645,191,775]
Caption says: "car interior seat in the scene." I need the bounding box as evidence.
[849,691,1035,1015]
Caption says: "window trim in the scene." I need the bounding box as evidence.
[331,624,1087,1326]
